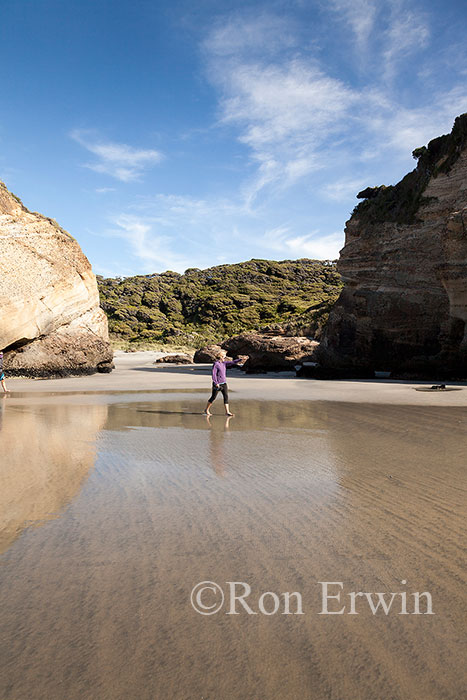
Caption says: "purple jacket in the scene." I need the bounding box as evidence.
[212,359,241,385]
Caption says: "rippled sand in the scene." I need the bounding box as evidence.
[1,376,466,699]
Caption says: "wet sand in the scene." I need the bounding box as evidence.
[1,354,466,699]
[5,349,467,405]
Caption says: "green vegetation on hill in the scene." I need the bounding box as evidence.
[97,258,343,348]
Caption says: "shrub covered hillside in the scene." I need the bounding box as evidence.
[97,258,343,348]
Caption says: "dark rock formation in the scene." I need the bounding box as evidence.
[221,333,318,372]
[193,345,223,363]
[154,353,193,364]
[356,186,386,200]
[320,113,467,379]
[0,180,113,376]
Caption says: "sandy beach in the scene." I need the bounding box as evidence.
[5,349,467,405]
[1,352,466,699]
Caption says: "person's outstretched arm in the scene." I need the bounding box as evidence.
[224,358,242,368]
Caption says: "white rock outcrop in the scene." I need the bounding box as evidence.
[0,181,113,375]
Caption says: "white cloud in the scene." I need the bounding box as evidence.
[221,61,355,146]
[284,232,344,260]
[109,214,192,272]
[105,190,346,273]
[118,5,459,274]
[202,12,363,205]
[364,87,467,154]
[207,40,357,203]
[104,193,250,272]
[132,193,244,229]
[263,226,344,260]
[203,13,297,58]
[382,8,430,80]
[202,4,464,196]
[322,178,369,202]
[200,6,446,209]
[327,1,430,75]
[71,130,163,182]
[327,0,378,53]
[94,4,467,275]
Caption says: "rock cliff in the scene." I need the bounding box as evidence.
[320,113,467,378]
[0,181,113,375]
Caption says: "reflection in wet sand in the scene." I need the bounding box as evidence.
[0,398,107,552]
[205,414,233,476]
[0,396,466,700]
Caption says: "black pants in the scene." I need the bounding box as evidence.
[208,383,229,404]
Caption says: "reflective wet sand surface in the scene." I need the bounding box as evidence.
[1,392,466,700]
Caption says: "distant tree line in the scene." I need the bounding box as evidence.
[97,258,343,348]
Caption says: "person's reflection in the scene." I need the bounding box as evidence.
[205,414,232,476]
[0,393,6,431]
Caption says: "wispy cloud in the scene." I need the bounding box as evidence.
[221,61,355,146]
[104,190,345,272]
[104,194,248,272]
[202,5,467,204]
[327,0,430,75]
[263,226,343,260]
[203,12,297,58]
[89,2,467,275]
[109,214,192,272]
[327,0,378,53]
[71,129,163,181]
[205,15,358,204]
[382,6,430,80]
[322,178,369,202]
[364,86,467,154]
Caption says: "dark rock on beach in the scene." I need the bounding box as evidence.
[193,345,223,363]
[154,354,193,364]
[221,333,318,372]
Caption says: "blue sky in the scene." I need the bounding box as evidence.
[1,0,466,276]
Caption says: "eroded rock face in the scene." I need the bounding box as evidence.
[222,333,318,372]
[0,181,113,375]
[193,345,223,363]
[321,114,467,378]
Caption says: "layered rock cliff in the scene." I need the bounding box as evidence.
[0,181,113,375]
[320,113,467,378]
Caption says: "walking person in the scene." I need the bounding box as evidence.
[204,349,244,416]
[0,352,10,393]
